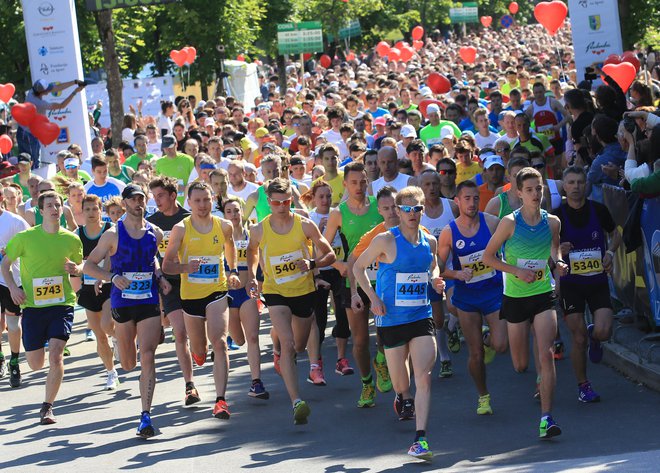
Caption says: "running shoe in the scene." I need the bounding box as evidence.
[293,400,311,425]
[307,365,327,386]
[185,386,201,405]
[335,358,354,376]
[446,322,461,353]
[105,370,120,391]
[227,336,240,351]
[587,324,603,363]
[0,356,6,379]
[399,399,415,421]
[539,415,562,439]
[213,399,230,419]
[438,360,453,378]
[477,394,493,415]
[372,356,392,393]
[273,352,281,376]
[63,346,71,357]
[393,393,403,417]
[9,363,21,388]
[192,351,206,367]
[39,404,56,425]
[248,380,270,399]
[408,438,433,461]
[553,340,564,361]
[357,382,376,408]
[482,327,496,364]
[85,329,96,342]
[578,381,601,403]
[136,411,154,438]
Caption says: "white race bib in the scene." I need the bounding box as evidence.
[395,272,429,307]
[516,258,546,282]
[122,272,153,300]
[188,256,221,284]
[33,276,65,306]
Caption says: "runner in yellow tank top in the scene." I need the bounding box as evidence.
[246,178,336,426]
[163,182,240,421]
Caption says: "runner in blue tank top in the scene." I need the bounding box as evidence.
[354,186,444,462]
[483,167,568,440]
[437,180,507,416]
[84,184,171,439]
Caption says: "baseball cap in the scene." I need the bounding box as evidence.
[17,153,32,164]
[32,79,53,94]
[243,162,257,173]
[400,124,417,139]
[255,127,269,139]
[374,117,387,126]
[0,161,18,179]
[426,104,441,115]
[420,86,433,98]
[161,135,176,149]
[484,155,505,169]
[487,81,498,90]
[222,147,241,158]
[64,157,79,169]
[204,117,216,127]
[122,184,146,200]
[290,156,304,166]
[440,126,455,141]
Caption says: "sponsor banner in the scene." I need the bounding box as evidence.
[22,0,92,163]
[640,197,660,326]
[568,0,623,84]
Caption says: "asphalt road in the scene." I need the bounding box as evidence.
[1,308,659,472]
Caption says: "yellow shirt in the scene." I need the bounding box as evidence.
[313,171,344,206]
[456,161,481,184]
[178,216,227,300]
[260,213,315,297]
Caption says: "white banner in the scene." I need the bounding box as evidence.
[22,0,91,163]
[568,0,623,84]
[84,76,176,130]
[223,60,261,110]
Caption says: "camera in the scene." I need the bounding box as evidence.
[623,116,637,134]
[584,66,597,81]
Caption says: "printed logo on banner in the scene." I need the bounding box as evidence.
[38,2,54,16]
[38,46,48,57]
[40,63,49,75]
[57,127,69,144]
[588,15,601,31]
[578,0,587,7]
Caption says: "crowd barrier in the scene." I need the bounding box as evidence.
[603,185,659,328]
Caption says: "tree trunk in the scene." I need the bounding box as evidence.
[94,10,123,148]
[277,54,287,96]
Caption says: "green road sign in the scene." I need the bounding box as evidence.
[277,22,324,55]
[449,2,479,24]
[327,19,362,42]
[86,0,179,11]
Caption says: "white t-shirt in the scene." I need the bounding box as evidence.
[0,210,30,287]
[157,115,173,135]
[229,180,259,201]
[122,127,135,144]
[474,131,500,150]
[147,141,162,157]
[320,129,349,159]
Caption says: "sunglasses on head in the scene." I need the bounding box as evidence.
[268,197,291,207]
[398,204,424,213]
[437,169,456,175]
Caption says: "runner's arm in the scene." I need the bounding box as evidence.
[246,223,263,281]
[242,190,259,221]
[484,195,501,217]
[323,208,346,274]
[482,215,525,277]
[353,233,391,314]
[549,215,568,275]
[303,219,336,269]
[222,219,238,271]
[161,223,191,274]
[84,230,118,281]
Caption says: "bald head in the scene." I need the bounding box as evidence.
[377,146,399,180]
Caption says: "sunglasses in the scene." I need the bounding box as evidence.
[437,169,456,176]
[268,197,291,207]
[398,204,424,213]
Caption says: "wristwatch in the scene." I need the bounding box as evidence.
[308,259,316,270]
[229,268,239,276]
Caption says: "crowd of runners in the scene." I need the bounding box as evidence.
[1,22,659,462]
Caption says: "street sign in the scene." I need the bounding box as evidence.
[500,14,514,29]
[277,22,324,56]
[449,2,479,24]
[327,20,362,42]
[86,0,179,11]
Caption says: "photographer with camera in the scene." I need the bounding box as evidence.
[586,115,627,203]
[621,110,660,192]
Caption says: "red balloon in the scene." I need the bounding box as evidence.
[169,49,187,68]
[30,115,60,145]
[388,48,401,62]
[399,47,414,62]
[419,99,446,118]
[0,134,12,154]
[0,83,15,104]
[602,62,636,93]
[534,1,568,36]
[376,41,390,57]
[346,51,356,61]
[509,2,519,14]
[11,103,37,127]
[411,26,424,41]
[183,46,197,65]
[412,40,424,51]
[459,46,477,64]
[320,54,332,68]
[480,16,492,28]
[427,72,451,94]
[303,53,312,61]
[237,54,245,62]
[604,54,622,66]
[621,51,641,72]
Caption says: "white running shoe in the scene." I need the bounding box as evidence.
[85,329,96,342]
[106,370,120,390]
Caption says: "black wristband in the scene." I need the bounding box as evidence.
[229,268,239,276]
[309,259,316,270]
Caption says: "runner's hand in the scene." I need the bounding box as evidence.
[295,258,312,272]
[94,279,103,296]
[227,274,241,289]
[455,269,473,282]
[315,277,331,290]
[159,277,172,295]
[602,252,614,274]
[432,276,446,294]
[112,275,130,290]
[9,286,25,306]
[334,261,348,277]
[351,293,364,313]
[187,259,201,274]
[246,278,259,299]
[515,267,537,283]
[555,261,569,277]
[370,295,386,317]
[63,257,79,276]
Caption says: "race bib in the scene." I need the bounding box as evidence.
[395,272,429,307]
[366,261,379,282]
[270,250,304,285]
[82,259,104,286]
[569,250,603,276]
[516,258,546,282]
[122,272,153,300]
[177,179,185,198]
[459,250,495,284]
[158,231,171,258]
[188,256,221,284]
[33,276,65,306]
[236,240,248,270]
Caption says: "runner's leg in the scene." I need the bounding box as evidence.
[135,315,161,413]
[206,298,230,398]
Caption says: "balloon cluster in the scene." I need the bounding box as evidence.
[12,103,60,145]
[170,46,197,67]
[602,52,641,92]
[374,26,425,63]
[0,84,13,152]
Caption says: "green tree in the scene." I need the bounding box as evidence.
[0,1,30,95]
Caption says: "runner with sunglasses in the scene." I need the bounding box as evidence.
[246,178,335,425]
[354,185,444,461]
[435,158,457,199]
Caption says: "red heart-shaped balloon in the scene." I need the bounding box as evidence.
[621,51,641,72]
[480,16,492,28]
[399,46,415,62]
[319,54,332,68]
[603,54,621,66]
[534,1,568,36]
[0,83,15,104]
[11,103,37,127]
[183,46,197,65]
[426,72,451,95]
[419,99,447,118]
[602,62,636,93]
[412,26,424,41]
[31,115,60,145]
[509,2,519,14]
[376,41,390,57]
[170,49,188,68]
[388,48,401,62]
[459,46,477,64]
[412,40,424,51]
[0,134,12,154]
